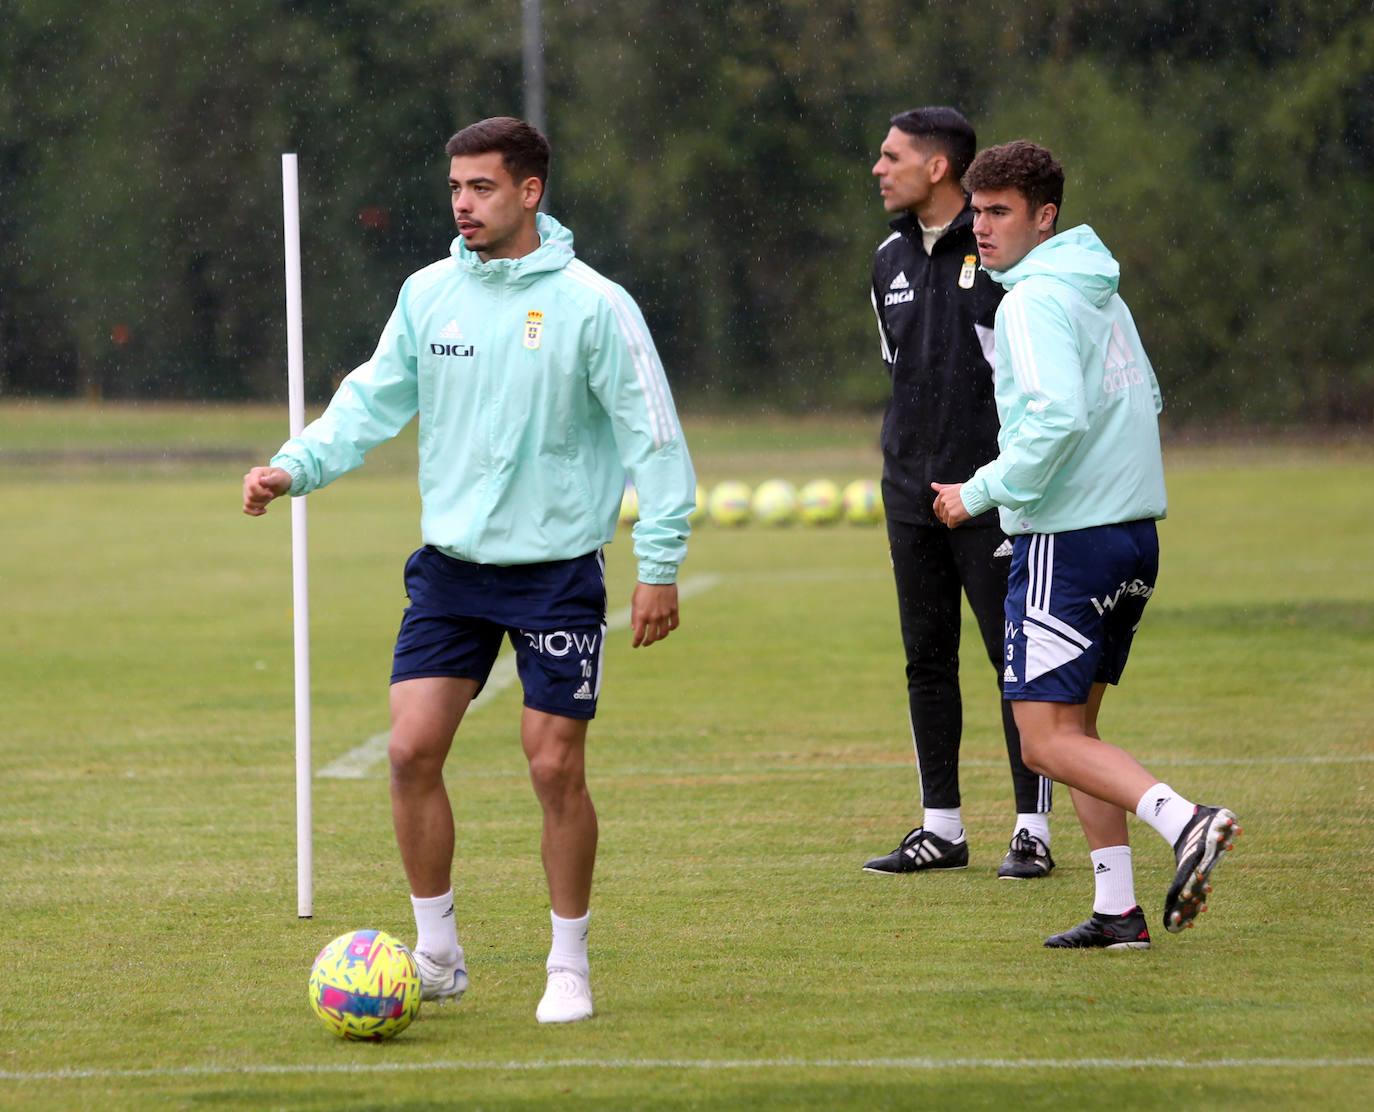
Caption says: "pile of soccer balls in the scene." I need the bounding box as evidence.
[620,479,882,528]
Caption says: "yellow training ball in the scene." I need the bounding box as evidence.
[842,479,883,525]
[751,479,799,526]
[708,480,753,527]
[689,484,708,525]
[798,479,842,526]
[619,485,639,526]
[308,929,421,1042]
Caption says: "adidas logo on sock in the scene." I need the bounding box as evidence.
[1153,796,1169,816]
[1095,862,1110,874]
[442,905,454,919]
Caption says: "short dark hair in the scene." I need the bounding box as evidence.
[445,117,551,185]
[963,140,1064,214]
[889,106,977,182]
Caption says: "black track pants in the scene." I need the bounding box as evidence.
[887,516,1051,815]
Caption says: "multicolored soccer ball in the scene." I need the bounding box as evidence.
[708,480,753,527]
[751,479,798,526]
[308,929,421,1041]
[798,479,842,526]
[842,479,883,525]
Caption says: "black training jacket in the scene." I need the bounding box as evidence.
[870,203,1004,527]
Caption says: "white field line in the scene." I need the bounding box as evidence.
[4,1056,1371,1083]
[322,752,1374,784]
[316,574,722,780]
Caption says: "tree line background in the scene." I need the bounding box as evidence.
[2,0,1371,425]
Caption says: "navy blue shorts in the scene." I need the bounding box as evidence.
[1003,520,1159,704]
[391,546,608,720]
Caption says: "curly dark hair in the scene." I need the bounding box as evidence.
[962,141,1064,214]
[445,117,550,185]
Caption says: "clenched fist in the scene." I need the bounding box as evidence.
[242,466,293,516]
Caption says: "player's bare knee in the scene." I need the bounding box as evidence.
[1017,733,1054,778]
[526,748,585,804]
[388,731,446,782]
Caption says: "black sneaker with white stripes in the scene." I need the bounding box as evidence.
[1044,906,1151,950]
[998,828,1055,879]
[863,827,968,874]
[1163,804,1240,933]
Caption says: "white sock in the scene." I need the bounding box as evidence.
[922,807,964,843]
[411,890,462,965]
[1090,845,1137,915]
[547,909,590,977]
[1014,812,1050,847]
[1135,783,1196,846]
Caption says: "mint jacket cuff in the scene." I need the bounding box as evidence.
[959,478,994,519]
[271,455,308,497]
[637,561,679,586]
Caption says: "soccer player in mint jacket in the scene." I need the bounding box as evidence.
[243,118,696,1019]
[930,141,1240,949]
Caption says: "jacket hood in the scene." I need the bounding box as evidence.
[451,212,575,284]
[989,224,1119,307]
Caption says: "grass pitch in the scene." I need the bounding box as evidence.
[0,404,1371,1109]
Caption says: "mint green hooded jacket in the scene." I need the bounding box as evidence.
[959,225,1167,534]
[272,214,695,584]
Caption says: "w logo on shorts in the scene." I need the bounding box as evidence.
[391,547,608,721]
[521,630,600,657]
[1003,522,1159,704]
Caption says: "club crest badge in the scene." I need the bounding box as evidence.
[523,310,544,350]
[958,255,977,289]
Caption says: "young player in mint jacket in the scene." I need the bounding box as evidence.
[267,183,692,585]
[954,221,1167,536]
[931,141,1240,951]
[243,118,695,1023]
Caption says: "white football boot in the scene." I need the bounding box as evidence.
[413,949,468,1004]
[536,967,594,1024]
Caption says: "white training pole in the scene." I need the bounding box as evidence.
[282,153,313,919]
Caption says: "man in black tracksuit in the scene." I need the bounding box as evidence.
[862,107,1054,879]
